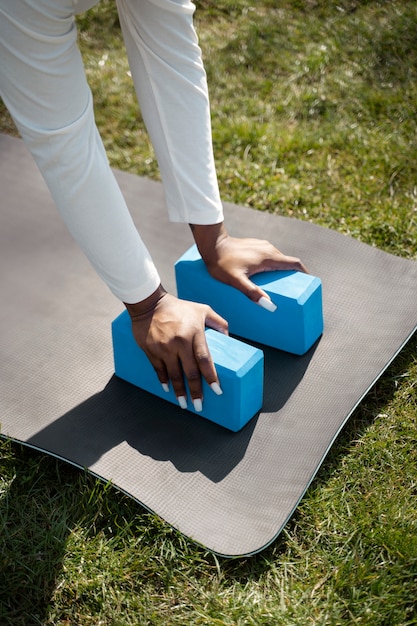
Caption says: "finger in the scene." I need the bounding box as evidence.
[255,252,309,275]
[147,352,184,399]
[204,307,229,336]
[227,272,269,304]
[164,355,188,409]
[226,272,279,312]
[192,332,219,391]
[276,254,309,274]
[149,357,170,393]
[177,340,204,410]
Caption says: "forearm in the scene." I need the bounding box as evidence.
[0,2,161,305]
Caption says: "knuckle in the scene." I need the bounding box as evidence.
[153,363,166,378]
[169,371,183,384]
[195,348,210,364]
[247,285,261,301]
[202,303,215,315]
[171,333,188,350]
[150,336,182,358]
[187,368,201,383]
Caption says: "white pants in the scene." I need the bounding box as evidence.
[0,0,223,302]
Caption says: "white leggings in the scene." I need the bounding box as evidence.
[0,0,223,302]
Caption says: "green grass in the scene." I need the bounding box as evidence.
[1,1,417,624]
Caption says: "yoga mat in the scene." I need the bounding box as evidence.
[1,133,416,557]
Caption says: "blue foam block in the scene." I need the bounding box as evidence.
[175,245,324,355]
[112,310,264,432]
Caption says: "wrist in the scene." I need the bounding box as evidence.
[124,284,167,320]
[189,222,228,266]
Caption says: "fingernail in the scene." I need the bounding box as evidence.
[210,382,223,395]
[161,382,169,393]
[193,398,203,412]
[258,296,277,313]
[177,396,187,409]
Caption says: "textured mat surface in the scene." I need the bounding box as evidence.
[1,133,416,556]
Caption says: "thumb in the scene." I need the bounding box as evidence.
[205,307,229,335]
[232,274,277,312]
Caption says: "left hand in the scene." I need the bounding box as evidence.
[190,222,308,307]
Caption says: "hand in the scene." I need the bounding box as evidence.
[124,285,228,411]
[190,223,308,308]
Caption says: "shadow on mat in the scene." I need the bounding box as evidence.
[254,339,319,413]
[27,375,255,483]
[27,345,316,483]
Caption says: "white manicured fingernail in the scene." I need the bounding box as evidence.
[210,382,223,395]
[177,396,187,409]
[193,398,203,412]
[161,383,169,393]
[258,296,277,312]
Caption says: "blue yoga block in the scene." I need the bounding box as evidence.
[175,245,324,355]
[112,310,264,432]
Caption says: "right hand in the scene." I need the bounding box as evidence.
[124,285,228,411]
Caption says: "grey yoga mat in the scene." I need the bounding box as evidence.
[1,133,416,557]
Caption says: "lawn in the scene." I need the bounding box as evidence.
[1,1,416,624]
